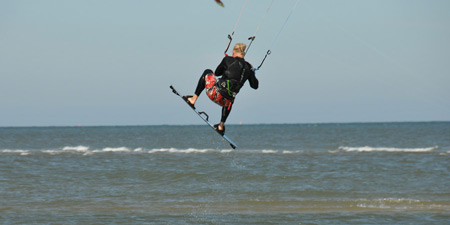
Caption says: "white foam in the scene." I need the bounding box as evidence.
[62,146,90,152]
[356,198,423,210]
[44,146,140,155]
[440,150,450,156]
[262,150,278,154]
[339,146,438,153]
[178,148,210,153]
[1,149,30,155]
[221,149,233,153]
[93,147,131,153]
[282,150,304,154]
[147,148,215,154]
[41,150,63,155]
[2,147,231,156]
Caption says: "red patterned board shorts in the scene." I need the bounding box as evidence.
[205,74,232,107]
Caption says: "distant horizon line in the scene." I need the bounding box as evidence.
[1,120,449,128]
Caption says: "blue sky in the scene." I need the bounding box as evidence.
[1,0,449,126]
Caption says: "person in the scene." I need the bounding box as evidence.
[184,43,259,135]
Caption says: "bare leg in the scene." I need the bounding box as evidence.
[217,122,225,131]
[187,69,213,107]
[187,95,198,105]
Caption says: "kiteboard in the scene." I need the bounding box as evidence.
[170,85,237,149]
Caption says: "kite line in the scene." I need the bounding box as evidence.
[222,0,301,71]
[256,0,301,71]
[246,0,275,54]
[224,0,248,56]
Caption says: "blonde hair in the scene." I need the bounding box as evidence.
[233,43,246,57]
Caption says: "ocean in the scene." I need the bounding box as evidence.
[1,122,449,224]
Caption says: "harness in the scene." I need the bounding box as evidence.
[219,60,246,98]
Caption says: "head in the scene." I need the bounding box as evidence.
[232,43,246,58]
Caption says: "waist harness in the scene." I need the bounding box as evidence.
[220,79,242,98]
[218,59,246,98]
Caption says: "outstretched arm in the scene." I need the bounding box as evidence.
[248,66,259,89]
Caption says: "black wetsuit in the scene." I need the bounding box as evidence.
[214,56,259,99]
[194,56,259,123]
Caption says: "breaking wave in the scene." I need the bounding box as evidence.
[338,146,438,153]
[0,147,307,156]
[0,145,442,156]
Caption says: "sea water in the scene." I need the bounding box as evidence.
[1,122,449,224]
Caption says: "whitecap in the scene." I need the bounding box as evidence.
[62,146,89,152]
[92,147,131,153]
[262,150,278,154]
[356,198,423,210]
[338,146,438,153]
[41,150,63,155]
[147,148,171,154]
[1,149,30,156]
[147,148,214,154]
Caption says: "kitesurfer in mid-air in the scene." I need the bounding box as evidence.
[184,43,258,135]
